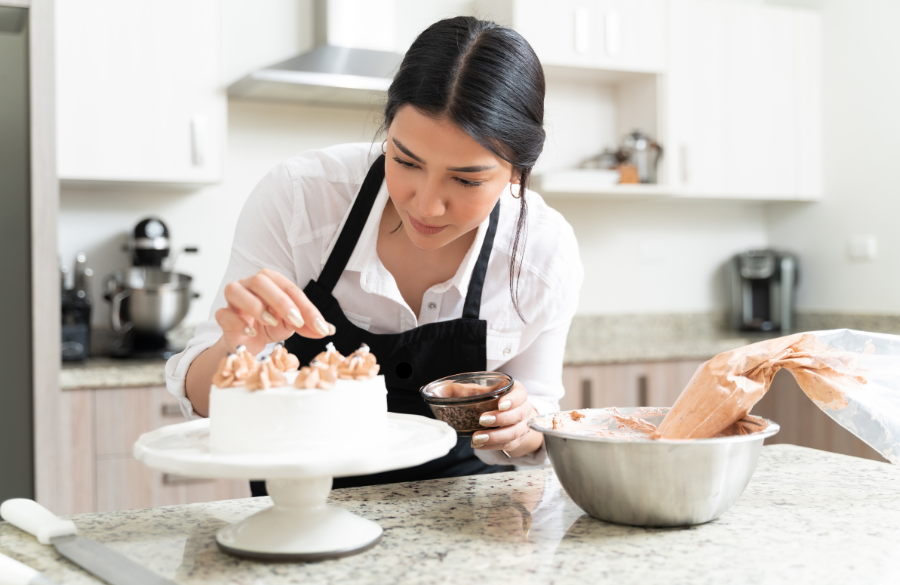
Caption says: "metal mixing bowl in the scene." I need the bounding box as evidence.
[105,267,197,334]
[529,407,780,527]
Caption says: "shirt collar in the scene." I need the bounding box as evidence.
[321,179,492,297]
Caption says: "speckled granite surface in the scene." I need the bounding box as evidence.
[1,445,898,584]
[62,313,900,389]
[61,357,167,390]
[563,311,900,365]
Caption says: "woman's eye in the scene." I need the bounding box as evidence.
[455,178,483,188]
[392,156,418,169]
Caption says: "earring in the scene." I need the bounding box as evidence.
[510,183,522,199]
[381,140,387,155]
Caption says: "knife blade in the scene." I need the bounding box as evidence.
[0,499,176,585]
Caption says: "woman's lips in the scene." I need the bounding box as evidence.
[408,214,448,235]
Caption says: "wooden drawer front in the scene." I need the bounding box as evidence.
[96,458,251,513]
[57,390,95,516]
[561,360,705,411]
[95,387,185,457]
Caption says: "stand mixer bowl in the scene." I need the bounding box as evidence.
[105,267,196,335]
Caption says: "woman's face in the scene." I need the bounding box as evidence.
[385,105,517,251]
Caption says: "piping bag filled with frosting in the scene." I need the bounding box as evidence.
[652,329,900,463]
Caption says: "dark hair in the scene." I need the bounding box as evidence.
[383,16,545,321]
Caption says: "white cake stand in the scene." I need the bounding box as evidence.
[133,413,456,561]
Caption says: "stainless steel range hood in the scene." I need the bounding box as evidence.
[228,0,403,107]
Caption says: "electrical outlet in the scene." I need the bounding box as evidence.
[847,235,878,261]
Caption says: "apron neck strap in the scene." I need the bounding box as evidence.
[317,153,501,321]
[462,201,500,320]
[317,154,386,292]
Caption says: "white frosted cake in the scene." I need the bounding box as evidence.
[208,343,388,455]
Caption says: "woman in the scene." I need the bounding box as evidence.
[166,16,582,490]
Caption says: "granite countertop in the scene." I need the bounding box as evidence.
[1,445,898,584]
[61,357,167,390]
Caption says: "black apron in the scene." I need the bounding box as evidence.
[250,155,511,495]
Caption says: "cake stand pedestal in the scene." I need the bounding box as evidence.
[133,413,456,561]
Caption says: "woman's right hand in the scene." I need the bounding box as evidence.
[215,268,336,354]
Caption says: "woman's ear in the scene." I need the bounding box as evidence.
[509,170,522,184]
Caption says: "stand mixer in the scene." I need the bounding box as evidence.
[105,218,199,359]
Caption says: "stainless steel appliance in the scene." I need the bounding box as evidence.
[61,252,93,361]
[728,249,798,332]
[228,0,404,106]
[105,218,198,358]
[620,130,663,184]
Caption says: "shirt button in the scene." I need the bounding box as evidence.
[427,302,437,310]
[503,347,511,356]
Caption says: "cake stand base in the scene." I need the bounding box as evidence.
[134,414,457,562]
[215,477,383,562]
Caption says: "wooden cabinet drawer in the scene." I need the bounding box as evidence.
[96,458,250,513]
[562,360,704,411]
[95,387,186,457]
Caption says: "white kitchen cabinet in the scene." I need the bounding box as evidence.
[664,0,822,200]
[56,0,225,185]
[476,0,665,73]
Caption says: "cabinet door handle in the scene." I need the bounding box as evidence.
[163,473,211,485]
[161,404,182,417]
[638,375,648,407]
[580,378,592,409]
[191,114,208,167]
[680,144,690,185]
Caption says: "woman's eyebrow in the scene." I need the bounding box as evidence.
[446,164,497,172]
[392,138,424,163]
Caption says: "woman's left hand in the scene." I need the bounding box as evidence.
[471,381,544,458]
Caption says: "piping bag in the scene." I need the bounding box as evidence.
[652,329,900,464]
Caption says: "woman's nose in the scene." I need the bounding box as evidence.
[414,178,446,218]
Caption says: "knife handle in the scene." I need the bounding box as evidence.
[0,551,61,585]
[0,499,77,545]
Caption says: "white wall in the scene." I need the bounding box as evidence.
[764,0,900,314]
[552,199,769,314]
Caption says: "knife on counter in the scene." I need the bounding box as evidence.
[0,499,176,585]
[0,551,61,585]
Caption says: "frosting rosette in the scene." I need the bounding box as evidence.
[294,359,338,389]
[245,358,287,391]
[337,343,380,380]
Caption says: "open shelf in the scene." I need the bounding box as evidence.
[532,170,821,203]
[532,170,673,200]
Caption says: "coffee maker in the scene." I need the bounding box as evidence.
[728,250,798,333]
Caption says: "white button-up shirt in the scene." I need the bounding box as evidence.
[165,142,583,466]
